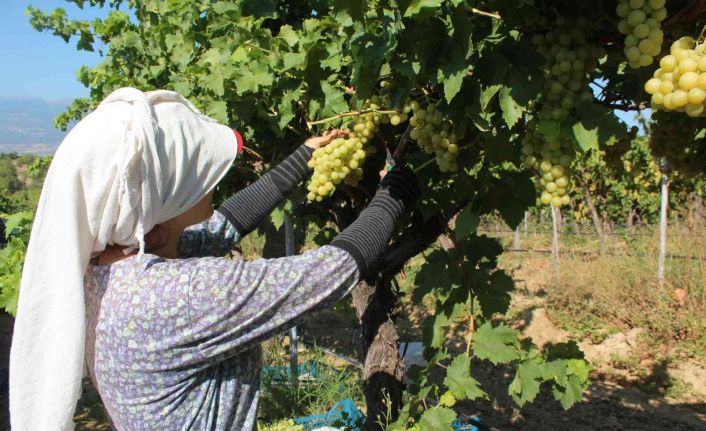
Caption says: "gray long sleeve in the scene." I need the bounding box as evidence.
[217,145,314,236]
[330,166,420,276]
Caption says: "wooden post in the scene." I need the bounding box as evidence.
[513,225,520,249]
[284,213,298,384]
[583,184,605,252]
[551,205,560,282]
[657,164,668,285]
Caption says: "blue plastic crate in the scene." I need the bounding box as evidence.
[452,415,489,431]
[293,399,365,430]
[262,359,319,383]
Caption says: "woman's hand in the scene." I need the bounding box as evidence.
[304,129,349,150]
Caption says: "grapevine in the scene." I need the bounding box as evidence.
[645,36,706,116]
[616,0,667,68]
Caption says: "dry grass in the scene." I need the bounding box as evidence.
[496,222,706,361]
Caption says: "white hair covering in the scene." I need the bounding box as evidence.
[9,87,241,430]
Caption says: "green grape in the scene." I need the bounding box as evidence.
[258,420,305,431]
[617,0,667,68]
[650,111,706,175]
[307,101,380,201]
[645,37,706,117]
[522,129,575,207]
[407,101,460,172]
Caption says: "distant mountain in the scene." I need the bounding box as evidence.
[0,97,73,155]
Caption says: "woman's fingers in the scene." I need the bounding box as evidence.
[304,128,350,149]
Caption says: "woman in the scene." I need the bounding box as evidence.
[9,87,419,431]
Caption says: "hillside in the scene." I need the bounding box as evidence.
[0,97,69,155]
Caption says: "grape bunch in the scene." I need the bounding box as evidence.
[306,98,399,201]
[644,37,706,117]
[258,420,304,431]
[616,0,667,69]
[650,110,706,175]
[525,17,603,206]
[521,130,575,207]
[407,101,460,172]
[307,119,372,201]
[531,17,603,122]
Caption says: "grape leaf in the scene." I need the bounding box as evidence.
[509,360,542,406]
[473,322,520,364]
[4,212,33,240]
[333,0,367,22]
[442,66,467,104]
[542,360,568,387]
[235,62,274,95]
[553,374,585,410]
[283,52,306,70]
[278,88,301,130]
[566,358,591,383]
[423,312,449,349]
[0,278,20,316]
[413,251,460,303]
[569,121,598,152]
[212,2,239,14]
[206,101,228,123]
[404,0,444,17]
[473,270,513,317]
[499,86,523,128]
[455,204,479,241]
[418,407,457,431]
[321,81,350,116]
[277,25,299,47]
[270,207,285,230]
[444,354,487,400]
[202,71,225,97]
[479,84,502,111]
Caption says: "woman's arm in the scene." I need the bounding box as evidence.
[176,211,241,258]
[184,167,420,362]
[217,130,346,238]
[177,145,313,258]
[176,132,344,258]
[216,144,314,237]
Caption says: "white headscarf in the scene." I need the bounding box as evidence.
[9,87,241,430]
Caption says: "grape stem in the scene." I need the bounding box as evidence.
[465,313,475,357]
[306,109,398,129]
[469,7,501,19]
[393,124,413,160]
[698,24,706,44]
[412,157,438,173]
[242,146,264,160]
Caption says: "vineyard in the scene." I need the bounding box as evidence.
[1,0,706,430]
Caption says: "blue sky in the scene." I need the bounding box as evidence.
[0,0,111,100]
